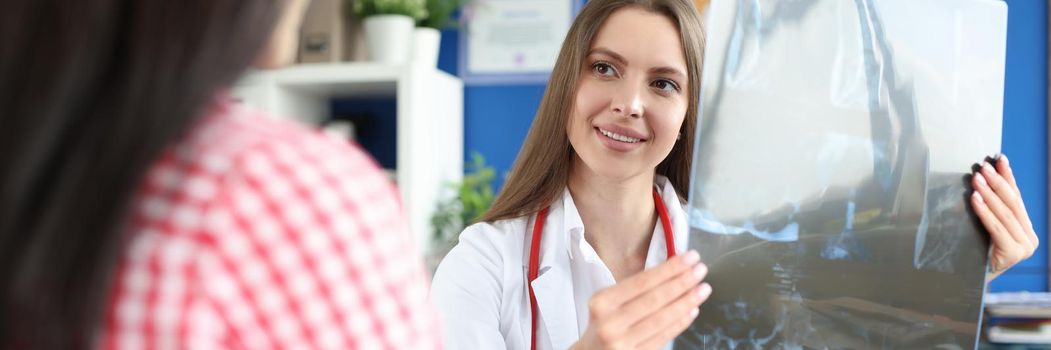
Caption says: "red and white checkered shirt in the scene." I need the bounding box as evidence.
[98,100,441,349]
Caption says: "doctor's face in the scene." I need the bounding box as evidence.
[567,6,689,181]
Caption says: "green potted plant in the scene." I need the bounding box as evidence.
[351,0,427,63]
[412,0,471,67]
[427,152,496,270]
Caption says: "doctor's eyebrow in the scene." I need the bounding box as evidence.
[649,66,686,80]
[588,47,629,65]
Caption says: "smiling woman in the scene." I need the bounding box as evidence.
[430,1,708,349]
[568,8,689,187]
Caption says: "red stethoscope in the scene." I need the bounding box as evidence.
[527,189,677,350]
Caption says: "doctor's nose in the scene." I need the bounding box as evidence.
[610,86,644,119]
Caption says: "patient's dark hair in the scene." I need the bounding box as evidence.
[0,0,280,347]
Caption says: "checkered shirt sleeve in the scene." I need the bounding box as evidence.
[98,102,442,350]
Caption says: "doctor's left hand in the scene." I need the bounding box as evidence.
[971,154,1039,281]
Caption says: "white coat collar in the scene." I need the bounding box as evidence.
[561,176,687,262]
[527,175,687,350]
[528,192,578,350]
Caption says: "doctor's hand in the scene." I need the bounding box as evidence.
[971,154,1039,281]
[571,250,712,350]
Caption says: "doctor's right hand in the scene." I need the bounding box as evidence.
[571,250,712,350]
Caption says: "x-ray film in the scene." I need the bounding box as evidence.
[675,0,1007,349]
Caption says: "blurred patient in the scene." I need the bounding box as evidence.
[0,0,440,349]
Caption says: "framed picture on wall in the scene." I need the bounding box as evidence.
[458,0,581,84]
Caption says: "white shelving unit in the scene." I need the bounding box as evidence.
[233,63,464,254]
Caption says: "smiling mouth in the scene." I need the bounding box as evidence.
[597,127,644,143]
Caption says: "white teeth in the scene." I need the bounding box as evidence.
[599,128,641,143]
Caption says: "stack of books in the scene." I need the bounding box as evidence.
[985,292,1051,344]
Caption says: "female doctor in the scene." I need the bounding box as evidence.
[431,0,1039,349]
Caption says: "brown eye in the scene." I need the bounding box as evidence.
[652,79,680,93]
[592,62,618,77]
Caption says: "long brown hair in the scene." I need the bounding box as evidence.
[0,0,280,348]
[481,0,705,222]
